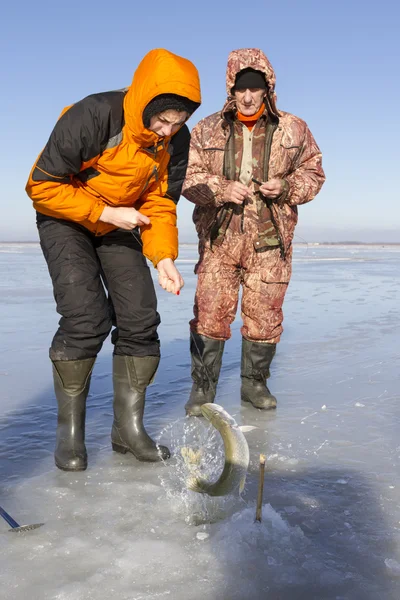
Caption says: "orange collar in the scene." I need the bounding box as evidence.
[237,103,265,130]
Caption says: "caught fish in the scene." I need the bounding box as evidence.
[184,403,250,497]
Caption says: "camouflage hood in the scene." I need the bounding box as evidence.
[222,48,280,119]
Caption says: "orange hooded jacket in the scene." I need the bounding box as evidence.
[26,49,201,266]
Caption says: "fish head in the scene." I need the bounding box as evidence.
[200,403,237,428]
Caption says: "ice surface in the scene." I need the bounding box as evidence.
[1,242,400,599]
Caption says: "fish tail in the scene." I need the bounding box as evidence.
[186,477,207,494]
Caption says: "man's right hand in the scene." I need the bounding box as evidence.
[222,181,252,205]
[99,206,150,229]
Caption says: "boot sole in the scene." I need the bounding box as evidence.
[55,462,87,472]
[185,409,204,417]
[112,442,169,462]
[241,397,277,410]
[112,442,128,454]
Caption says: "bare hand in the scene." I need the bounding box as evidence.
[259,179,286,200]
[156,258,184,295]
[99,206,150,229]
[223,181,252,205]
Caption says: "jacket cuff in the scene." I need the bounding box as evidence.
[150,253,177,268]
[277,179,290,205]
[214,179,231,207]
[88,199,107,223]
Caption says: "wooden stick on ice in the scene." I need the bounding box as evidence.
[255,454,266,523]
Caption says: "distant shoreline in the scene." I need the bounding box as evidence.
[1,241,400,247]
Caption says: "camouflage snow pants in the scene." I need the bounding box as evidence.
[190,231,292,343]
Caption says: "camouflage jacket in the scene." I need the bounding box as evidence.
[182,48,325,257]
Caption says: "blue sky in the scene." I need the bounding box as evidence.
[1,0,399,242]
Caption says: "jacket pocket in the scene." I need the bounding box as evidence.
[258,246,293,283]
[280,142,302,171]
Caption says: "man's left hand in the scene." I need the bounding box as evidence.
[156,258,184,295]
[259,179,287,202]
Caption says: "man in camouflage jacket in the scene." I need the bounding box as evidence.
[182,48,325,415]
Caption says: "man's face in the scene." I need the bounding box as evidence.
[148,109,188,137]
[234,88,265,116]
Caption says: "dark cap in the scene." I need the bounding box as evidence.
[142,93,200,128]
[232,68,267,92]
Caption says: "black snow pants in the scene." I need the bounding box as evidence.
[37,215,160,361]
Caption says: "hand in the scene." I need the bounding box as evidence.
[156,258,184,295]
[223,181,252,205]
[259,178,286,201]
[99,206,150,229]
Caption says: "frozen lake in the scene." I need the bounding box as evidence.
[1,241,400,599]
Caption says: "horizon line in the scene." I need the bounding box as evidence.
[2,240,400,246]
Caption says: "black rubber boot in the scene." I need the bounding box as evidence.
[185,333,225,417]
[241,339,277,409]
[111,355,170,462]
[52,358,96,471]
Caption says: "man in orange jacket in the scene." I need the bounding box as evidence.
[26,49,201,471]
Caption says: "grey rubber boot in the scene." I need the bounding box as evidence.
[241,339,277,409]
[52,358,96,471]
[185,333,225,417]
[111,355,170,462]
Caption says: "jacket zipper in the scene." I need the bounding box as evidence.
[139,165,158,197]
[262,121,285,258]
[240,123,251,234]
